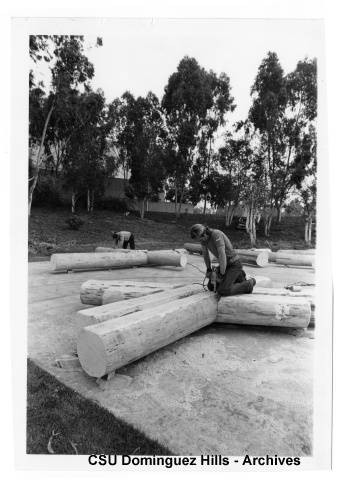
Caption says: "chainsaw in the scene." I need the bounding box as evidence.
[210,266,220,293]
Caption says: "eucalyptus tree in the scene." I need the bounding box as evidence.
[162,56,235,217]
[62,89,108,213]
[249,52,317,235]
[113,91,167,218]
[28,35,101,214]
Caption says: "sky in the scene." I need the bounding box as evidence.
[81,18,323,127]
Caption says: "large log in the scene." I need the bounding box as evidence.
[253,248,276,262]
[94,248,187,267]
[184,243,203,254]
[275,254,314,267]
[50,251,148,273]
[80,279,180,306]
[252,276,273,288]
[277,249,315,255]
[95,247,147,253]
[216,294,311,328]
[76,284,204,332]
[77,291,218,377]
[146,250,187,268]
[235,249,269,267]
[252,286,315,328]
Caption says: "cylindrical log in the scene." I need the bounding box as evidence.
[252,286,316,328]
[235,250,269,267]
[252,276,273,288]
[184,243,203,254]
[76,284,203,332]
[275,254,314,267]
[253,248,276,262]
[252,286,314,307]
[95,247,148,253]
[77,291,218,377]
[147,250,187,268]
[50,251,148,273]
[216,294,311,328]
[277,249,315,255]
[80,279,180,306]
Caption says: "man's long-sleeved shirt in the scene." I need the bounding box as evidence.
[201,229,239,275]
[113,231,132,248]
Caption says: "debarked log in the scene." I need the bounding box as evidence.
[95,247,147,253]
[275,254,314,267]
[251,276,273,288]
[252,286,315,328]
[184,243,203,254]
[75,284,204,332]
[234,249,269,267]
[216,294,311,328]
[277,249,315,256]
[146,250,187,268]
[50,251,148,273]
[80,279,181,306]
[77,291,218,377]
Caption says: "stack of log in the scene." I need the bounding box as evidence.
[75,276,314,378]
[50,249,187,273]
[183,243,315,268]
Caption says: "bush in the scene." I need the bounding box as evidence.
[32,175,64,207]
[28,240,57,256]
[95,196,134,213]
[65,215,85,230]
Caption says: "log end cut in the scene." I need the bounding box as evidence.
[77,330,107,378]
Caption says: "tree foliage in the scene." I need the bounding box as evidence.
[249,52,317,235]
[162,56,235,216]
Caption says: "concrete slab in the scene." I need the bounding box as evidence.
[28,257,315,455]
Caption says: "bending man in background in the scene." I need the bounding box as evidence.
[111,231,135,250]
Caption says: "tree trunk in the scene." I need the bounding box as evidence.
[71,191,77,213]
[28,104,54,216]
[263,209,274,237]
[305,215,313,245]
[246,203,256,247]
[178,185,184,218]
[90,190,94,212]
[139,198,146,219]
[174,182,178,218]
[225,203,236,226]
[277,205,282,223]
[87,189,90,212]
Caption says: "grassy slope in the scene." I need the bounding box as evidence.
[29,207,315,257]
[27,360,172,455]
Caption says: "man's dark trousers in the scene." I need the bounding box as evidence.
[123,234,135,250]
[207,260,253,296]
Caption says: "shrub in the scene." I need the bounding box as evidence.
[65,215,85,230]
[32,175,64,207]
[28,240,57,256]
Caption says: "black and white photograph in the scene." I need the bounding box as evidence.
[9,10,333,472]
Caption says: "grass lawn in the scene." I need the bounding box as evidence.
[29,207,315,258]
[27,360,172,455]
